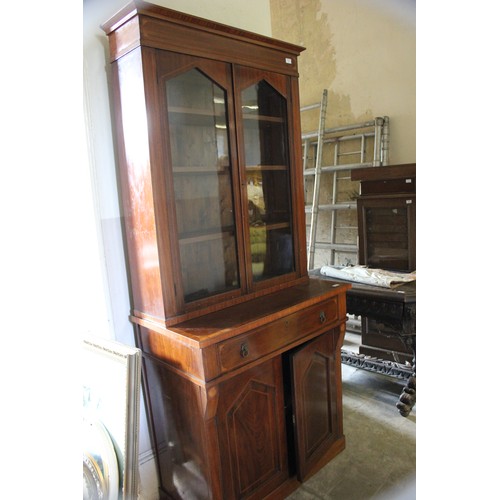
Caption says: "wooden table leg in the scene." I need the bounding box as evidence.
[396,336,416,417]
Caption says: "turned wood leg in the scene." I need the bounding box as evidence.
[396,336,416,417]
[396,366,415,417]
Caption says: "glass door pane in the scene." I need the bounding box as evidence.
[241,80,294,282]
[166,69,240,302]
[364,204,410,270]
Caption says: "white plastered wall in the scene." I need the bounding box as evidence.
[270,0,416,164]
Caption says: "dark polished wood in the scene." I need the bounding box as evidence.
[351,164,416,366]
[291,331,345,480]
[347,282,416,417]
[344,280,416,336]
[351,163,416,184]
[346,281,416,417]
[102,0,304,72]
[103,2,350,498]
[352,163,416,272]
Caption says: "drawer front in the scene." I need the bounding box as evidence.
[361,178,415,195]
[218,298,339,374]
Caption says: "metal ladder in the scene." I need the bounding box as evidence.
[301,89,329,271]
[301,91,390,270]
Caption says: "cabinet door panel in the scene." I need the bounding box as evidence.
[291,331,341,481]
[358,196,416,271]
[234,66,296,286]
[157,52,246,305]
[217,358,288,499]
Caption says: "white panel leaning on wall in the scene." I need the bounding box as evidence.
[83,336,142,500]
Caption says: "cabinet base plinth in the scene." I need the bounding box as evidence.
[263,436,346,500]
[157,437,346,500]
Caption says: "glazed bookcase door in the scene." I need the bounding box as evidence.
[158,52,246,307]
[358,196,416,271]
[234,66,297,289]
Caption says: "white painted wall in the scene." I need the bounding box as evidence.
[270,0,416,164]
[319,0,416,164]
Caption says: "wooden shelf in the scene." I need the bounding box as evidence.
[179,226,236,245]
[242,113,284,123]
[246,164,287,171]
[168,108,228,127]
[173,165,230,174]
[169,105,225,117]
[249,221,290,231]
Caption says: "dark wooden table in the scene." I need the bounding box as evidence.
[310,271,416,416]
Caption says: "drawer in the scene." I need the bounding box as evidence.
[217,297,338,374]
[360,178,415,195]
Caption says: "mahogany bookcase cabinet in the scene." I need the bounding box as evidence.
[102,2,350,499]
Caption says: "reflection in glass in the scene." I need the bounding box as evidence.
[365,206,410,269]
[241,81,294,281]
[166,69,239,302]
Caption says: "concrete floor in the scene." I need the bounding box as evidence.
[287,332,416,499]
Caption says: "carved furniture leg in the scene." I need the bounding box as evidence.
[396,336,416,417]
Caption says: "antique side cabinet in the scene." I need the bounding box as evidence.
[352,163,416,273]
[351,163,416,363]
[102,2,350,498]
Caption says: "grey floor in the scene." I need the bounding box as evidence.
[287,331,416,499]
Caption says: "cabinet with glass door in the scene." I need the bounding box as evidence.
[162,57,242,306]
[102,3,350,499]
[136,43,307,321]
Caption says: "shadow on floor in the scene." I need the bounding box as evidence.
[287,364,416,499]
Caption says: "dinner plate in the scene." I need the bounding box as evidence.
[83,416,119,500]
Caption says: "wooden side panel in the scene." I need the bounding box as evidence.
[141,356,212,499]
[291,331,344,481]
[112,47,165,320]
[289,76,308,277]
[217,358,288,500]
[106,13,141,61]
[137,324,219,382]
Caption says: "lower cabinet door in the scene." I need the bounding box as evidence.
[291,330,342,480]
[216,357,289,499]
